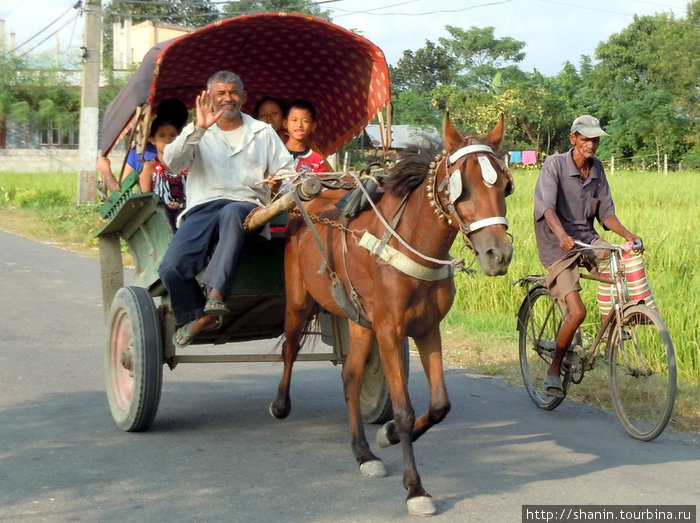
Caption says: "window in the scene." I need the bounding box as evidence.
[40,123,79,148]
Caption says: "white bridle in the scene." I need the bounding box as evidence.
[442,144,510,235]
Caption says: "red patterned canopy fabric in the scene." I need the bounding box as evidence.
[101,13,391,156]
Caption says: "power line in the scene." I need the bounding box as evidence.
[15,12,82,58]
[13,1,82,51]
[533,0,683,17]
[329,0,513,18]
[628,0,686,10]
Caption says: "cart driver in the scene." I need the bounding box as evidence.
[159,70,294,347]
[534,115,641,397]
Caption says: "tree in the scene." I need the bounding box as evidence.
[602,89,690,169]
[104,0,219,26]
[390,40,455,97]
[0,52,81,148]
[390,27,526,131]
[391,91,440,128]
[590,8,699,163]
[221,0,331,20]
[438,25,525,91]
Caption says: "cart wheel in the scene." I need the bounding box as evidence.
[105,286,163,432]
[358,338,410,424]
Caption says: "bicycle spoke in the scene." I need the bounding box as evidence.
[609,305,676,441]
[519,287,570,410]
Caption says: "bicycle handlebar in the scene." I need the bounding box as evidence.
[573,239,644,253]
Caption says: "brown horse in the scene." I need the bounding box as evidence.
[270,114,513,516]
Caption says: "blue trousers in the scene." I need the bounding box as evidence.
[158,199,257,326]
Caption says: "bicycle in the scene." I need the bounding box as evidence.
[515,240,677,441]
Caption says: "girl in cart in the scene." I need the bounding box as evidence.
[139,115,188,226]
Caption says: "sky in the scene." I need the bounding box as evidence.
[0,0,691,75]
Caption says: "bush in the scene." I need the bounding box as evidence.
[14,188,71,208]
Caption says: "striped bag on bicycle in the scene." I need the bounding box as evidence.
[596,249,657,320]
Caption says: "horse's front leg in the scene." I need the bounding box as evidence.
[377,325,450,445]
[343,323,386,478]
[374,327,436,516]
[412,325,451,440]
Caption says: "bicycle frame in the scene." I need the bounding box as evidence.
[517,239,644,378]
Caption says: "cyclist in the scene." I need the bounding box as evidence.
[533,115,641,397]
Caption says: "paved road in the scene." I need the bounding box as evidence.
[0,230,697,522]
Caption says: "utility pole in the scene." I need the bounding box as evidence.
[77,0,101,203]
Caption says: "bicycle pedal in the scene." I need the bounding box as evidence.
[563,344,585,371]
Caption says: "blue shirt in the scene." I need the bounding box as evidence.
[126,143,157,171]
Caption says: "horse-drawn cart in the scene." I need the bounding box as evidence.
[96,13,405,432]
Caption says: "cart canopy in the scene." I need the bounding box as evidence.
[101,12,391,157]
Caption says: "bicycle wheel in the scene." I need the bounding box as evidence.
[518,286,571,410]
[608,304,676,441]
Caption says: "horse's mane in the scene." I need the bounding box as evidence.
[383,136,444,198]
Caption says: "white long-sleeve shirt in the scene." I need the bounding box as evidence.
[163,113,294,227]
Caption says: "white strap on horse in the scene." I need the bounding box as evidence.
[448,144,494,164]
[468,216,509,233]
[359,231,453,281]
[448,144,499,188]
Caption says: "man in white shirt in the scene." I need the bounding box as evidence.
[160,71,294,347]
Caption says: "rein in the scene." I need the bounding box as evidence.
[346,169,466,272]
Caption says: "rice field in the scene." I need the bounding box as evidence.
[447,168,700,384]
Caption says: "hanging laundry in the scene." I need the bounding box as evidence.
[509,151,522,163]
[521,150,537,164]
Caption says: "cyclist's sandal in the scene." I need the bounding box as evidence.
[543,375,565,398]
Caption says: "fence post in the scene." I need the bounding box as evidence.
[610,156,614,176]
[664,154,668,175]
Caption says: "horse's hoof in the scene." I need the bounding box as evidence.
[268,401,289,419]
[376,421,397,448]
[359,460,386,478]
[407,495,437,517]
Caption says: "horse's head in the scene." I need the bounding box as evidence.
[431,114,514,276]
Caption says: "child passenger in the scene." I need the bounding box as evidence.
[97,98,188,193]
[284,99,325,174]
[254,96,287,142]
[139,116,187,226]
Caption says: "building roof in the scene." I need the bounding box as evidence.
[364,124,441,149]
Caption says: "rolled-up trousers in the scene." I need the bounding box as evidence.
[158,199,257,326]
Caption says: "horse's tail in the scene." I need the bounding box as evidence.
[277,301,322,354]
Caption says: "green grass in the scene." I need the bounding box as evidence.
[0,171,105,253]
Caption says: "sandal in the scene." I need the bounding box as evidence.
[203,299,230,316]
[172,320,198,348]
[172,317,222,349]
[543,374,565,398]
